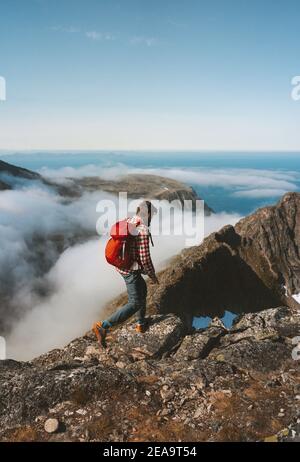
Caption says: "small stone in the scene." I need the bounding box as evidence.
[145,390,151,397]
[76,409,87,416]
[44,418,60,434]
[195,379,205,390]
[160,387,175,401]
[222,389,232,397]
[278,412,285,417]
[84,346,100,357]
[116,361,126,369]
[293,384,300,394]
[187,389,199,399]
[194,408,202,419]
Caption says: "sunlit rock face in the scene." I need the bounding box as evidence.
[236,192,300,296]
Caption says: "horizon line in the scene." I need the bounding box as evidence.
[1,149,300,155]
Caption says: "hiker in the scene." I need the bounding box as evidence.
[93,200,159,348]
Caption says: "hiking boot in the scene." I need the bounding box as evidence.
[135,323,148,334]
[92,322,108,348]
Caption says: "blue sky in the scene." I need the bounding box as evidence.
[0,0,300,150]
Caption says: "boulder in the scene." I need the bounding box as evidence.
[174,326,226,361]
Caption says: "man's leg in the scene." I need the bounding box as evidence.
[102,272,143,328]
[135,274,147,326]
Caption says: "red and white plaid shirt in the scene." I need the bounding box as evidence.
[117,215,156,280]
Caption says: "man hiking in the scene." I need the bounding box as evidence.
[93,200,159,348]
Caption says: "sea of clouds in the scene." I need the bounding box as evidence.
[38,162,300,199]
[128,166,299,199]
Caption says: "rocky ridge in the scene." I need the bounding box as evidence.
[0,307,299,442]
[0,159,41,182]
[142,193,300,323]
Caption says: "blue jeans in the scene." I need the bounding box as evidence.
[103,272,147,328]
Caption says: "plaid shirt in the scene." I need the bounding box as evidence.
[117,215,156,280]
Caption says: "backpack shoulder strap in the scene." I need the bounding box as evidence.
[149,231,154,247]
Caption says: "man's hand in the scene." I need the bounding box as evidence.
[150,275,159,285]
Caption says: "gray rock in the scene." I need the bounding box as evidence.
[107,314,185,361]
[0,306,299,442]
[44,418,60,434]
[174,326,226,361]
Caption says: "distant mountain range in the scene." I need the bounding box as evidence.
[0,159,213,213]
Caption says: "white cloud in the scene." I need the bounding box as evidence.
[127,167,299,199]
[50,25,115,42]
[231,188,291,198]
[86,31,116,41]
[40,163,299,195]
[130,36,158,47]
[37,163,299,202]
[0,184,118,314]
[38,163,129,180]
[137,167,298,190]
[6,239,125,360]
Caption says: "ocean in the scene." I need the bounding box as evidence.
[1,151,300,215]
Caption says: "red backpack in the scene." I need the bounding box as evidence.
[105,219,139,270]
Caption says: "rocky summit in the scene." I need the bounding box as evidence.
[0,192,299,442]
[0,308,299,442]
